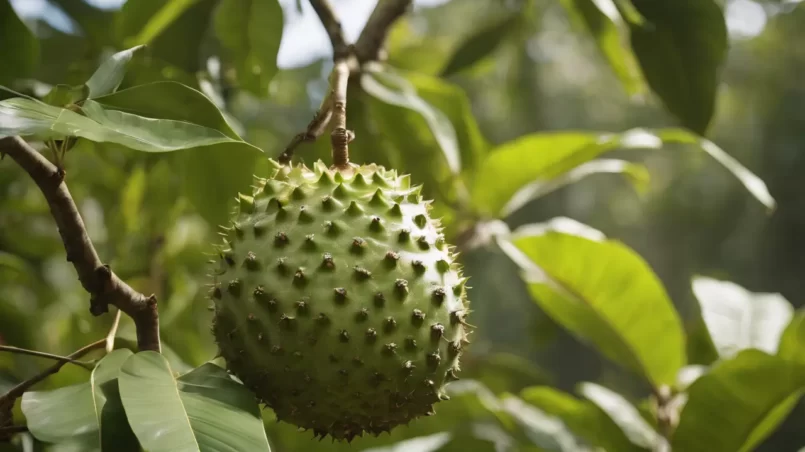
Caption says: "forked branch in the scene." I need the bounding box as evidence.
[0,137,160,353]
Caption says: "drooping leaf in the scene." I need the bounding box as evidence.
[86,46,146,99]
[20,350,137,451]
[498,217,686,387]
[440,14,521,77]
[560,0,644,95]
[520,386,647,452]
[361,65,461,175]
[501,158,649,217]
[672,349,805,452]
[578,383,664,450]
[625,0,728,135]
[90,349,139,451]
[92,81,240,139]
[0,0,40,86]
[471,127,775,218]
[692,276,794,358]
[214,0,284,97]
[118,352,271,452]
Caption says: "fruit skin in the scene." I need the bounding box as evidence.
[208,160,470,441]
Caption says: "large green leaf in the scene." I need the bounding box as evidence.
[0,0,39,86]
[692,276,793,358]
[214,0,284,97]
[672,349,805,452]
[520,386,647,452]
[92,81,240,139]
[625,0,728,135]
[440,14,521,77]
[118,352,271,452]
[471,127,775,218]
[560,0,644,95]
[20,350,137,451]
[500,395,594,451]
[86,46,146,99]
[499,217,686,387]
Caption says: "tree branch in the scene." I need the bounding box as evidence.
[0,346,93,369]
[0,137,160,353]
[329,60,353,169]
[355,0,413,63]
[0,339,106,409]
[309,0,350,60]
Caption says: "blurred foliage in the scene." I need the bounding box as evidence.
[1,0,805,451]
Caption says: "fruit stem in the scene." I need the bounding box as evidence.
[330,60,353,170]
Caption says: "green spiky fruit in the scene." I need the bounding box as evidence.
[207,160,470,441]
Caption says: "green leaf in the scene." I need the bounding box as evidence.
[500,395,594,451]
[90,349,139,451]
[778,311,805,364]
[499,217,686,387]
[501,158,649,217]
[0,0,40,86]
[471,127,775,218]
[129,0,199,46]
[440,14,520,77]
[92,81,240,139]
[43,84,90,108]
[626,0,728,135]
[672,349,805,452]
[118,352,271,452]
[361,65,461,174]
[560,0,644,95]
[86,46,146,99]
[520,386,648,452]
[578,383,663,450]
[692,276,794,358]
[20,350,137,451]
[214,0,284,97]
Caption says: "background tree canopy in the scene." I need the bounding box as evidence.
[1,0,805,451]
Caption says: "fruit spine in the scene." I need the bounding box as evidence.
[208,160,470,441]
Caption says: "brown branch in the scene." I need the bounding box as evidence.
[0,339,106,409]
[277,93,333,165]
[329,60,353,169]
[0,346,93,369]
[354,0,413,63]
[309,0,350,60]
[0,137,160,352]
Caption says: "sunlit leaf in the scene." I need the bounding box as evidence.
[471,127,775,218]
[86,46,146,99]
[498,217,686,387]
[214,0,284,97]
[625,0,728,135]
[520,385,647,452]
[560,0,644,95]
[0,0,40,86]
[778,311,805,364]
[501,395,594,451]
[119,352,271,452]
[362,433,452,452]
[441,14,520,77]
[578,383,663,450]
[692,276,793,358]
[672,349,805,452]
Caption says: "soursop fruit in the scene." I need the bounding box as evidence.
[207,160,471,441]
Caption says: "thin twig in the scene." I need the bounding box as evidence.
[354,0,413,63]
[277,93,334,165]
[0,137,160,352]
[105,309,122,353]
[309,0,350,59]
[0,339,107,409]
[0,346,93,369]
